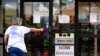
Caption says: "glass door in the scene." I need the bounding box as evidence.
[3,0,20,56]
[24,2,50,56]
[78,2,100,56]
[53,0,75,56]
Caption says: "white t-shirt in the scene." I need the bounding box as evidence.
[5,25,30,52]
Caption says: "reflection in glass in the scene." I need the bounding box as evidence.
[78,2,89,22]
[5,2,17,28]
[53,0,75,29]
[78,2,100,56]
[24,2,32,16]
[53,0,60,15]
[33,3,40,12]
[0,5,3,34]
[33,2,49,56]
[33,2,49,24]
[33,2,49,17]
[24,2,33,26]
[24,2,49,56]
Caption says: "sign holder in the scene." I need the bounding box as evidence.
[55,33,74,56]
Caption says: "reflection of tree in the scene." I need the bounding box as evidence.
[5,8,16,16]
[4,4,17,31]
[33,3,40,12]
[44,3,49,10]
[79,13,88,21]
[53,0,60,7]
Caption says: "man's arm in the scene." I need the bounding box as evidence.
[4,34,8,50]
[30,28,43,32]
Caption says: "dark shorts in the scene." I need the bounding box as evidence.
[8,47,26,56]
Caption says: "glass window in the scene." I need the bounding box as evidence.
[53,0,75,31]
[24,2,32,16]
[3,0,20,29]
[0,5,3,34]
[78,2,100,56]
[78,2,89,23]
[33,2,49,17]
[5,2,17,27]
[90,2,100,24]
[0,45,3,56]
[24,2,49,56]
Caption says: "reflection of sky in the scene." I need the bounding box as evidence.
[3,0,18,3]
[5,3,17,9]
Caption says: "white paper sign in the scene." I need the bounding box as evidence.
[55,38,74,44]
[59,15,70,23]
[90,13,97,23]
[55,45,74,56]
[33,14,41,23]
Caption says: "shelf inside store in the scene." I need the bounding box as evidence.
[78,29,94,37]
[53,27,75,33]
[53,28,75,33]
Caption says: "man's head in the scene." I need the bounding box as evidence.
[12,17,23,25]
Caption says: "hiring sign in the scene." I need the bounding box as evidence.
[55,45,74,56]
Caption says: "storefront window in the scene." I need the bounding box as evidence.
[78,2,89,23]
[3,0,20,30]
[0,5,3,34]
[53,0,75,30]
[5,2,17,27]
[24,2,32,17]
[24,2,49,56]
[53,0,75,56]
[78,2,100,56]
[33,2,49,27]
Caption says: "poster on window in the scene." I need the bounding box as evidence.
[55,45,74,56]
[90,13,97,23]
[59,15,70,24]
[33,13,41,23]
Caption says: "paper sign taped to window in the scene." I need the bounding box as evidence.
[33,14,41,23]
[59,15,70,23]
[90,13,97,23]
[55,45,74,56]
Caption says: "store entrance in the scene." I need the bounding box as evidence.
[78,2,100,56]
[22,1,50,56]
